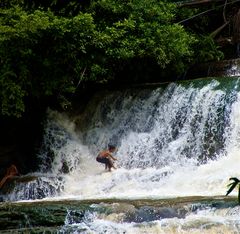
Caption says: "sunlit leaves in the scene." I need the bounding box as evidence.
[0,7,96,117]
[0,1,223,117]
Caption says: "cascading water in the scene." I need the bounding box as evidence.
[8,78,240,201]
[4,78,240,233]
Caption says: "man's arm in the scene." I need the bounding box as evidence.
[107,153,117,161]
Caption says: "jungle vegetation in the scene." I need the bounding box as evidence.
[0,0,227,117]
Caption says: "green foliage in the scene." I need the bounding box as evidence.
[0,0,224,117]
[226,177,240,204]
[0,6,96,117]
[89,0,197,81]
[193,36,224,63]
[0,72,25,117]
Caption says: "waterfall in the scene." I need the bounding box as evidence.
[8,78,240,201]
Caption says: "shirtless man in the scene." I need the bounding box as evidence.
[0,164,19,189]
[96,145,117,171]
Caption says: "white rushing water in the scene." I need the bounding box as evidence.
[58,204,240,234]
[7,78,240,234]
[9,77,240,202]
[10,79,240,200]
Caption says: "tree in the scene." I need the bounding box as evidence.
[89,0,198,79]
[0,1,223,117]
[0,7,96,117]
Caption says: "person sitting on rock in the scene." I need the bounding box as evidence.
[0,164,19,189]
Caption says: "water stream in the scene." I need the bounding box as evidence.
[2,78,240,233]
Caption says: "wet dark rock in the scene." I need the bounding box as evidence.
[0,196,237,232]
[125,206,186,223]
[0,175,38,195]
[66,210,85,224]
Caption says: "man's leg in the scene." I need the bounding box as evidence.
[108,159,116,170]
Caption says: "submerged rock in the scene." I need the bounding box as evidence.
[0,175,38,194]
